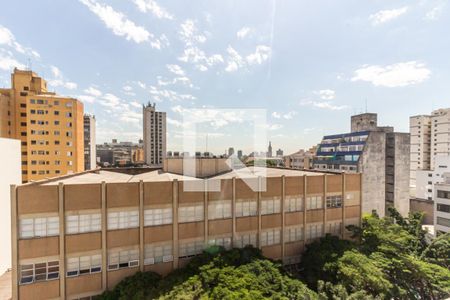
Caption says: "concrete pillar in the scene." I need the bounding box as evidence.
[58,183,66,299]
[281,175,286,262]
[172,180,179,269]
[101,181,107,290]
[257,176,262,249]
[139,180,144,272]
[10,185,18,300]
[204,179,208,247]
[303,176,307,244]
[232,177,236,246]
[323,175,327,236]
[342,173,346,239]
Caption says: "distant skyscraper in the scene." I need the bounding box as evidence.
[143,103,166,167]
[267,141,273,158]
[84,114,96,170]
[228,147,235,157]
[237,150,243,159]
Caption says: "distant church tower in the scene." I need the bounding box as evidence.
[267,141,273,158]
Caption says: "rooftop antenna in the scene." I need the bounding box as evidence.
[26,58,32,71]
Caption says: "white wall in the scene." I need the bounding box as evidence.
[415,156,450,200]
[0,138,21,274]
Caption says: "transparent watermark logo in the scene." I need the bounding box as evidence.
[176,108,269,192]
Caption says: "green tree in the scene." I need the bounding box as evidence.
[421,232,450,269]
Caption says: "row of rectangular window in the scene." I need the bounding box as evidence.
[19,226,329,285]
[19,201,340,239]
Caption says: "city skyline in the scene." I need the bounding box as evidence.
[1,1,450,154]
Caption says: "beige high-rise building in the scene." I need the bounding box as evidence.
[0,68,84,182]
[410,108,450,189]
[143,103,166,167]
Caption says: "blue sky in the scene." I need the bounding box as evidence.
[1,0,449,155]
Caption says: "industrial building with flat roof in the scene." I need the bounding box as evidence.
[10,165,362,299]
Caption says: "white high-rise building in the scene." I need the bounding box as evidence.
[410,108,450,191]
[84,114,96,170]
[143,103,166,167]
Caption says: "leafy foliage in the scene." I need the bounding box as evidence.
[95,246,317,300]
[302,208,450,300]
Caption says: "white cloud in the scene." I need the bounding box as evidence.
[80,0,162,46]
[130,101,142,108]
[166,64,185,76]
[47,65,78,90]
[351,61,431,87]
[136,81,146,89]
[272,111,297,120]
[265,123,283,131]
[425,2,446,20]
[300,100,348,111]
[237,27,251,39]
[225,46,245,72]
[132,0,174,20]
[369,7,409,25]
[171,107,246,128]
[225,45,271,72]
[99,93,121,107]
[0,52,25,70]
[246,45,271,65]
[149,85,196,102]
[167,117,183,128]
[315,89,336,100]
[123,85,133,91]
[78,95,96,103]
[84,86,102,97]
[0,24,40,58]
[179,19,207,47]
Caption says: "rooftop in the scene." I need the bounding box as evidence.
[30,167,329,186]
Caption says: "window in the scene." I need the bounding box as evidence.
[67,254,101,277]
[208,200,231,220]
[208,236,232,249]
[436,217,450,227]
[327,221,342,235]
[179,240,204,258]
[66,213,101,234]
[260,229,281,246]
[234,232,257,248]
[306,196,323,210]
[306,223,324,239]
[285,226,303,243]
[144,243,173,265]
[108,249,139,270]
[437,190,450,199]
[235,199,257,217]
[178,203,204,222]
[19,261,59,285]
[20,216,59,238]
[326,195,342,208]
[107,210,139,230]
[144,207,172,226]
[437,203,450,213]
[285,197,303,212]
[261,199,281,215]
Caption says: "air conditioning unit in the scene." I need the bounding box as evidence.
[144,258,155,265]
[163,255,173,263]
[129,260,139,267]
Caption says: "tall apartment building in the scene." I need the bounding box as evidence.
[84,115,96,171]
[435,175,450,235]
[10,165,361,299]
[410,108,450,189]
[0,69,84,182]
[143,103,166,167]
[314,113,410,216]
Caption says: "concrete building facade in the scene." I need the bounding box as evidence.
[84,115,96,171]
[314,113,410,216]
[410,108,450,190]
[10,167,362,299]
[435,175,450,235]
[143,103,166,168]
[0,69,84,182]
[284,149,314,170]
